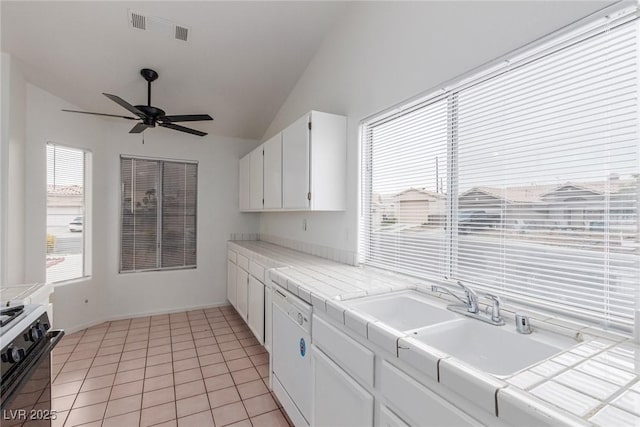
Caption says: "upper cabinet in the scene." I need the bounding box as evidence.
[282,114,311,209]
[240,110,346,212]
[263,133,283,209]
[249,147,264,210]
[238,155,251,211]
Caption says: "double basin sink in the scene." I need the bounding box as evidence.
[346,291,577,377]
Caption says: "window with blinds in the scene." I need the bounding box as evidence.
[46,143,90,283]
[120,157,197,273]
[361,8,639,328]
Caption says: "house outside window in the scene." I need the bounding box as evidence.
[46,143,92,283]
[360,7,640,329]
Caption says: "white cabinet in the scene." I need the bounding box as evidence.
[236,267,249,320]
[282,110,347,211]
[263,133,282,209]
[248,275,265,344]
[264,285,272,352]
[249,147,264,210]
[238,155,251,211]
[312,345,374,427]
[239,110,346,212]
[380,361,477,427]
[226,260,236,306]
[379,405,410,427]
[282,114,311,209]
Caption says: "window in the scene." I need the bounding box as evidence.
[46,143,91,283]
[361,6,639,328]
[120,156,197,272]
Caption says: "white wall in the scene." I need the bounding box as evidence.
[23,82,259,331]
[0,53,27,285]
[259,1,613,254]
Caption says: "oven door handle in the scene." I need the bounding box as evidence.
[0,329,65,407]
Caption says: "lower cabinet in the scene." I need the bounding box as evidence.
[236,267,248,320]
[379,405,410,427]
[380,361,477,427]
[312,345,374,427]
[226,260,237,306]
[248,276,265,343]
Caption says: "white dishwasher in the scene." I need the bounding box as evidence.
[271,285,312,427]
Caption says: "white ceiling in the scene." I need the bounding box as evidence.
[1,1,348,139]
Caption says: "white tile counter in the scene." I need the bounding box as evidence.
[228,240,640,426]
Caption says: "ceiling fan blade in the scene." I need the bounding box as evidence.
[159,122,207,137]
[160,114,213,123]
[129,123,151,134]
[62,109,137,120]
[103,93,147,118]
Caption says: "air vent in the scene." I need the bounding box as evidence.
[175,26,188,42]
[131,12,146,30]
[128,10,189,42]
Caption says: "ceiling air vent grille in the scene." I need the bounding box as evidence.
[128,10,189,42]
[175,26,189,42]
[131,12,146,30]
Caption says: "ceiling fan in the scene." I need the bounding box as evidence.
[62,68,213,137]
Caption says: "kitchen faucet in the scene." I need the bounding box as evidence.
[431,281,505,326]
[432,281,479,313]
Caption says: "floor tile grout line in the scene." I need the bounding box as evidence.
[54,306,287,427]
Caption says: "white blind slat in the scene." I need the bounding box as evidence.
[361,16,639,329]
[46,143,87,283]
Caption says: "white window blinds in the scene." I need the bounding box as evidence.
[46,143,90,283]
[120,157,197,272]
[361,9,639,328]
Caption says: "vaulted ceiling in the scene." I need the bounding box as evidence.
[1,1,348,139]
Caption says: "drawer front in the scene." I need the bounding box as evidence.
[312,315,374,388]
[380,361,477,427]
[237,253,249,271]
[227,250,237,263]
[249,261,265,283]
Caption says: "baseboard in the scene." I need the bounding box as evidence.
[61,300,231,335]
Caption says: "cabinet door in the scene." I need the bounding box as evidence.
[247,276,265,344]
[282,114,310,209]
[249,146,264,210]
[263,133,282,209]
[264,286,272,352]
[381,361,477,427]
[379,405,410,427]
[227,260,237,307]
[312,346,374,427]
[236,267,248,320]
[238,155,251,210]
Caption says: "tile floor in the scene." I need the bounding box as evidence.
[50,305,292,427]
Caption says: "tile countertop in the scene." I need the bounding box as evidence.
[228,240,640,426]
[0,282,51,307]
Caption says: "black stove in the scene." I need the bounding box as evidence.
[0,306,26,329]
[0,305,64,426]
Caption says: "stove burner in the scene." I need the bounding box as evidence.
[0,305,24,327]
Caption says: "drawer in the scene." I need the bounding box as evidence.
[237,253,249,271]
[227,250,237,263]
[312,314,374,388]
[249,261,265,283]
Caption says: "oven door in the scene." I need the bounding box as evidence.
[1,330,64,427]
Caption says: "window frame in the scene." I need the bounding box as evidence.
[359,3,640,331]
[46,142,92,285]
[118,155,198,274]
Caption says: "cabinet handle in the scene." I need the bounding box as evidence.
[307,192,311,201]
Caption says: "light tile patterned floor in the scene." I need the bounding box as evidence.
[50,306,292,427]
